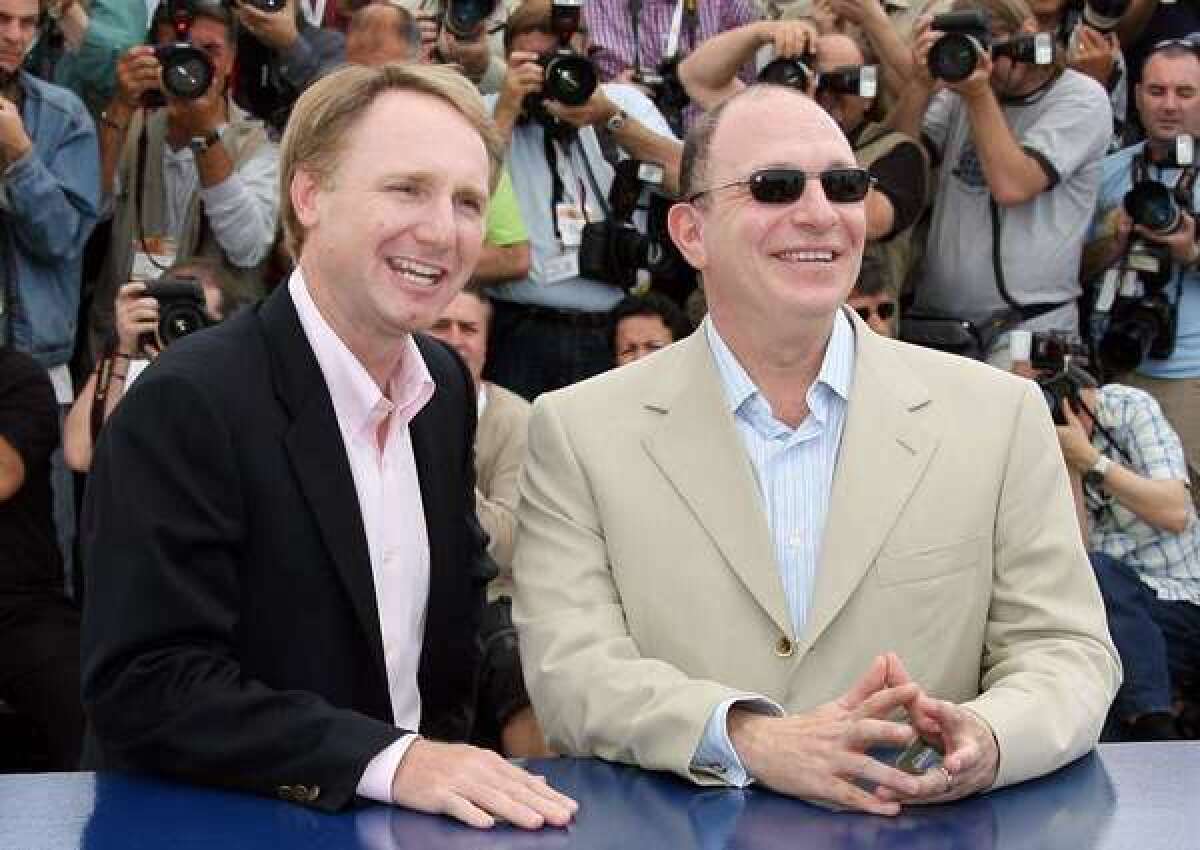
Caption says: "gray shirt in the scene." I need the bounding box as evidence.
[485,84,675,311]
[915,70,1111,329]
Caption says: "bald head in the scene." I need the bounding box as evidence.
[346,2,422,67]
[816,34,866,72]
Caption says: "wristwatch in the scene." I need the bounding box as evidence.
[1084,454,1112,490]
[188,129,221,156]
[605,109,629,133]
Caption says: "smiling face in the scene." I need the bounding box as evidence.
[291,89,491,353]
[671,88,866,340]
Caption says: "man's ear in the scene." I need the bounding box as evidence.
[290,168,322,231]
[667,201,708,272]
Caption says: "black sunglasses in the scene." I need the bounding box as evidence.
[687,167,875,205]
[855,302,896,321]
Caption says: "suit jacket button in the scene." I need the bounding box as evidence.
[775,636,794,657]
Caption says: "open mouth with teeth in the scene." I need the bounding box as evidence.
[773,249,839,264]
[386,257,446,287]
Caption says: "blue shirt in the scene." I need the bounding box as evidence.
[1091,142,1200,379]
[692,310,856,785]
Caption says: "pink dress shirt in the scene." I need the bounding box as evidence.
[289,271,435,804]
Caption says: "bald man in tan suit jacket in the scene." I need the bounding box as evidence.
[513,86,1120,815]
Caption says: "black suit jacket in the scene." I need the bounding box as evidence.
[80,285,492,811]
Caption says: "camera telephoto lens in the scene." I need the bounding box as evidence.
[541,52,598,106]
[144,280,211,347]
[1123,181,1182,234]
[758,57,813,90]
[1082,0,1131,32]
[157,43,215,100]
[1101,295,1176,373]
[929,33,982,82]
[444,0,497,37]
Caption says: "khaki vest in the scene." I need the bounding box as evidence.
[854,122,930,298]
[94,104,271,345]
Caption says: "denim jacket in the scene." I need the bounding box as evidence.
[4,71,100,369]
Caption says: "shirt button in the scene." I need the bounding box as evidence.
[775,636,794,657]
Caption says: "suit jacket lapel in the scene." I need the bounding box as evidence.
[643,332,794,638]
[259,287,390,695]
[794,317,941,659]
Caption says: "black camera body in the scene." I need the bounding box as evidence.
[1037,366,1089,424]
[145,1,215,107]
[991,32,1054,66]
[817,64,879,97]
[758,53,817,91]
[138,277,211,351]
[579,160,697,300]
[1078,0,1130,33]
[443,0,498,38]
[522,0,596,127]
[1030,331,1090,424]
[1124,179,1184,234]
[928,11,992,82]
[633,56,690,136]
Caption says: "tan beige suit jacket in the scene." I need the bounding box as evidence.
[476,382,531,597]
[513,312,1121,791]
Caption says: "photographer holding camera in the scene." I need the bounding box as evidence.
[1043,362,1200,740]
[64,258,246,473]
[891,0,1112,365]
[1083,39,1200,491]
[584,0,759,131]
[91,0,278,359]
[230,0,346,131]
[486,0,681,399]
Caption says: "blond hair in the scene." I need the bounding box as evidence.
[278,62,504,260]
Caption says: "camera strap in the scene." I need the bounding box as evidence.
[575,135,613,220]
[135,121,172,275]
[630,0,695,70]
[988,198,1073,322]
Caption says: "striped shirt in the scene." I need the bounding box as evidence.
[1087,384,1200,605]
[691,311,855,785]
[585,0,759,78]
[704,311,855,635]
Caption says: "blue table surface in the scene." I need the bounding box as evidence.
[1,743,1196,850]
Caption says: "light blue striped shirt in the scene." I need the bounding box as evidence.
[692,310,856,784]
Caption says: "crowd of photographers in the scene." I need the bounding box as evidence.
[1,0,1199,768]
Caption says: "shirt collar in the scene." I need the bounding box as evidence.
[704,309,855,425]
[288,269,434,444]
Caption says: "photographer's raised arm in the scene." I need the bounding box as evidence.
[1116,0,1159,50]
[1057,395,1193,535]
[958,77,1052,206]
[678,21,816,111]
[545,87,684,195]
[101,47,157,196]
[493,51,544,145]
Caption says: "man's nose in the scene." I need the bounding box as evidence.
[788,176,840,230]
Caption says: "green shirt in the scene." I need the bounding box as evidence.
[485,169,528,247]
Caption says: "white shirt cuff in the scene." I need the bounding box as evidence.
[692,695,784,787]
[356,733,417,803]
